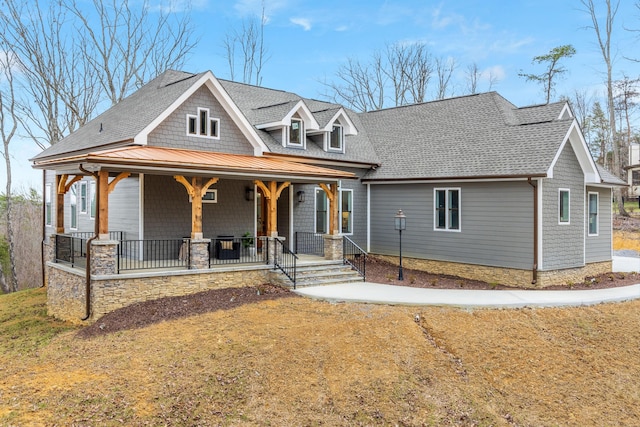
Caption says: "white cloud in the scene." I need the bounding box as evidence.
[290,17,312,31]
[334,25,349,32]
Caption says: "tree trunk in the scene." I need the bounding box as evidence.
[4,140,18,291]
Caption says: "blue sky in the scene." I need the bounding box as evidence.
[7,0,640,190]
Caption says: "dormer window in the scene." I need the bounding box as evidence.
[187,108,220,139]
[288,117,304,147]
[329,124,343,152]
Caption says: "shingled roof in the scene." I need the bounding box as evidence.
[360,93,578,180]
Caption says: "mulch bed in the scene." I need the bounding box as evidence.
[77,284,297,339]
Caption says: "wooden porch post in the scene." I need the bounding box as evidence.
[319,183,339,235]
[55,174,82,234]
[254,180,290,237]
[97,170,110,239]
[174,175,219,239]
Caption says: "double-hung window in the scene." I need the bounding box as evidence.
[559,189,570,224]
[588,192,598,235]
[315,188,354,234]
[434,188,460,231]
[79,181,87,214]
[70,184,78,230]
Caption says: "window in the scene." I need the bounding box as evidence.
[70,184,78,230]
[434,188,460,231]
[315,188,353,234]
[588,192,598,235]
[288,118,303,146]
[341,189,353,234]
[189,189,217,204]
[329,124,343,151]
[90,181,96,219]
[315,188,328,234]
[186,108,220,139]
[45,184,52,227]
[79,181,87,214]
[559,189,570,224]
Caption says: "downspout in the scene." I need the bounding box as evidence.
[527,177,538,284]
[79,164,98,321]
[40,170,46,287]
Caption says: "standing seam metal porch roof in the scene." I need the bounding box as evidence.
[31,146,356,180]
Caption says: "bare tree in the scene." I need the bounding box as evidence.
[464,63,500,95]
[323,41,436,111]
[435,57,456,100]
[580,0,627,215]
[0,52,19,292]
[519,45,576,104]
[223,2,268,86]
[613,75,639,150]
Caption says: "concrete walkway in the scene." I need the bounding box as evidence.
[293,256,640,309]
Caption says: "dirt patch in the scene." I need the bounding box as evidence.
[77,284,297,339]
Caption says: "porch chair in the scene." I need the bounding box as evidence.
[214,235,240,260]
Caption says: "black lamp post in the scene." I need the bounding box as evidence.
[394,209,406,281]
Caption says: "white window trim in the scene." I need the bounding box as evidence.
[340,188,353,235]
[588,191,599,236]
[89,181,96,220]
[286,118,305,148]
[79,181,87,214]
[559,188,570,225]
[327,123,344,153]
[189,188,217,204]
[186,107,220,140]
[70,183,78,230]
[45,183,52,227]
[314,187,328,234]
[433,188,462,232]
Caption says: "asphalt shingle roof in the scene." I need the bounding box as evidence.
[360,92,574,180]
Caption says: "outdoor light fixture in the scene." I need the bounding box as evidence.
[297,190,305,203]
[245,187,255,201]
[394,209,406,281]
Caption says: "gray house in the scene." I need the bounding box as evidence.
[32,70,625,322]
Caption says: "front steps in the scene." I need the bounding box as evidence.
[273,259,364,288]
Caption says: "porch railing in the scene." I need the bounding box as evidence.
[295,231,324,256]
[54,234,87,268]
[274,238,298,288]
[343,236,366,280]
[208,236,267,266]
[71,230,124,241]
[117,239,189,272]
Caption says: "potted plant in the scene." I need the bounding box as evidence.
[242,232,255,257]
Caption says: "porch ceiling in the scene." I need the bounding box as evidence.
[32,145,355,182]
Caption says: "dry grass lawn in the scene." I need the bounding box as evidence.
[1,287,640,426]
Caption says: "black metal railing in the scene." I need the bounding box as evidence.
[208,236,267,266]
[54,234,87,268]
[295,231,324,256]
[343,236,366,280]
[71,230,124,241]
[117,239,189,272]
[274,238,298,288]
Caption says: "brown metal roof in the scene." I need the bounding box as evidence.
[32,145,355,180]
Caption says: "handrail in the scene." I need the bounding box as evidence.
[343,236,366,280]
[54,234,87,269]
[117,239,189,272]
[274,238,298,288]
[71,230,124,241]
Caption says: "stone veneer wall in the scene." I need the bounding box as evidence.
[374,255,613,288]
[46,263,272,323]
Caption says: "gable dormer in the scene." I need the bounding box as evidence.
[254,100,319,149]
[307,108,358,154]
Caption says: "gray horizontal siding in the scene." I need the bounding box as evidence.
[369,181,534,269]
[585,186,612,263]
[109,176,140,240]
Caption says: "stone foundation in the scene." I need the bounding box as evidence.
[374,255,613,288]
[47,263,272,323]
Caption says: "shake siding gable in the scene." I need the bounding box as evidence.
[585,186,612,263]
[148,86,254,155]
[542,142,585,270]
[369,181,533,269]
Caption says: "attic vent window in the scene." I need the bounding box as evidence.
[187,108,220,139]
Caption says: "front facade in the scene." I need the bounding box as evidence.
[33,70,625,322]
